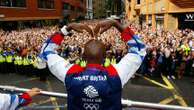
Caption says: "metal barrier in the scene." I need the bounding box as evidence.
[0,85,194,110]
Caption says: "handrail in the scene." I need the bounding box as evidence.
[0,85,193,110]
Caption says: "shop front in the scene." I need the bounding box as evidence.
[177,13,194,29]
[155,15,164,30]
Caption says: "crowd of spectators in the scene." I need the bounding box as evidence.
[139,26,194,80]
[0,26,57,57]
[0,20,194,82]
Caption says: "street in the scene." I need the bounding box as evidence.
[0,73,193,110]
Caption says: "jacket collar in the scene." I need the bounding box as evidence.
[86,64,106,71]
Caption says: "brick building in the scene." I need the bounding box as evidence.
[0,0,86,30]
[0,0,62,21]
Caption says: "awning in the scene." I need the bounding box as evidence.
[169,0,194,8]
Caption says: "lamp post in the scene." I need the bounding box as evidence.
[139,14,143,29]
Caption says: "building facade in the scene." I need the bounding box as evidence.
[93,0,107,19]
[0,0,62,30]
[89,0,124,19]
[125,0,194,31]
[0,0,62,21]
[0,0,86,30]
[86,0,93,19]
[106,0,123,17]
[62,0,86,21]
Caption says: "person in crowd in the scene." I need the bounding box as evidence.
[191,38,194,83]
[0,20,194,83]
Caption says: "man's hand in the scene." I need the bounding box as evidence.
[66,23,94,37]
[94,20,116,37]
[26,88,41,97]
[93,20,125,37]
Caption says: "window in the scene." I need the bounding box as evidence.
[137,0,140,4]
[87,0,92,10]
[75,7,82,12]
[78,8,83,12]
[0,0,26,7]
[70,5,75,11]
[63,3,70,10]
[38,0,54,9]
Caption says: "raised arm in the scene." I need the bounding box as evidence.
[39,23,93,83]
[114,24,146,87]
[94,19,146,87]
[93,19,125,37]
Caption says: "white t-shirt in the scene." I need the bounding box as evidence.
[189,40,194,51]
[164,48,171,58]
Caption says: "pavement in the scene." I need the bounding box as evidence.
[0,73,194,110]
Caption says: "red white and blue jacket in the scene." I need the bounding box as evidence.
[0,92,32,110]
[39,27,146,110]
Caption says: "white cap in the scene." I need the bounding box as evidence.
[61,25,70,36]
[107,15,120,20]
[36,57,47,69]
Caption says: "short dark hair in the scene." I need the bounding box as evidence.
[83,40,106,63]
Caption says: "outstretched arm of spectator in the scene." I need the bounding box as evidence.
[0,88,40,110]
[39,23,92,82]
